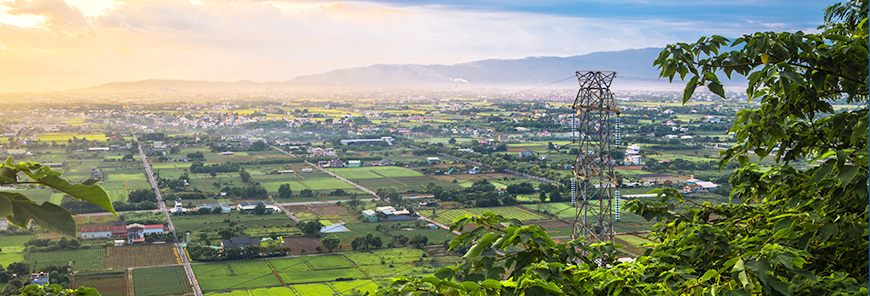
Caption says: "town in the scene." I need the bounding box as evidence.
[0,87,792,296]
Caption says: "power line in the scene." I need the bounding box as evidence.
[512,75,577,95]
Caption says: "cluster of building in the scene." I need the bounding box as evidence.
[623,144,643,166]
[80,223,165,244]
[170,200,281,215]
[361,206,417,222]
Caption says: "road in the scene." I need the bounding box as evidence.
[134,134,204,296]
[270,145,380,199]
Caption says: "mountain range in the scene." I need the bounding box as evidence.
[80,47,740,92]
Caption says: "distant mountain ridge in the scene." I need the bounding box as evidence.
[79,48,738,91]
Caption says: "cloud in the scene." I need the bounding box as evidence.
[3,0,87,26]
[0,0,828,92]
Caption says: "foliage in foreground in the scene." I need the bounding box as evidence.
[378,0,868,295]
[0,157,115,237]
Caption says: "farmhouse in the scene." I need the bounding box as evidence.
[80,223,165,243]
[375,206,417,221]
[29,273,49,286]
[361,210,378,222]
[683,176,718,192]
[518,150,534,158]
[237,201,281,213]
[221,236,261,249]
[426,157,441,165]
[196,203,232,214]
[340,136,395,146]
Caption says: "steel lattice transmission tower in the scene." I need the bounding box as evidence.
[572,71,619,243]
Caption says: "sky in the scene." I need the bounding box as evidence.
[0,0,833,92]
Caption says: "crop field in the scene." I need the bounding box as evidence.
[331,280,380,295]
[249,287,296,296]
[103,244,180,269]
[332,166,424,179]
[431,206,547,226]
[206,290,250,296]
[190,248,450,293]
[306,254,355,269]
[71,271,127,296]
[172,212,295,234]
[279,268,367,284]
[35,133,109,142]
[290,283,337,295]
[0,235,31,266]
[133,266,193,296]
[268,257,311,272]
[25,248,104,271]
[343,248,427,265]
[193,260,282,291]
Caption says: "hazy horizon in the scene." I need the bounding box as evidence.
[0,0,831,92]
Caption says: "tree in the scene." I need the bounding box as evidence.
[548,190,562,202]
[298,189,313,197]
[321,234,341,252]
[127,189,155,203]
[408,235,428,249]
[300,220,323,237]
[239,168,252,183]
[253,203,267,215]
[379,1,869,295]
[448,138,456,144]
[278,183,292,199]
[0,158,115,236]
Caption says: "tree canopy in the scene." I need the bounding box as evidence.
[378,1,868,295]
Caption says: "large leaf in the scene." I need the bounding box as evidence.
[39,175,116,215]
[4,193,76,236]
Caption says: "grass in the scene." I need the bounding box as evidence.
[331,280,380,295]
[71,271,127,296]
[24,248,105,271]
[102,244,180,269]
[267,257,311,272]
[306,255,355,269]
[432,206,546,226]
[192,260,282,291]
[0,235,32,266]
[279,268,367,284]
[133,266,193,296]
[291,283,337,295]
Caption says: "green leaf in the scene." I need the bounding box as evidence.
[434,267,455,280]
[5,193,76,236]
[707,82,725,98]
[422,276,441,285]
[699,269,719,282]
[461,281,480,291]
[464,232,497,258]
[480,279,502,289]
[0,194,11,217]
[39,175,116,215]
[683,76,699,103]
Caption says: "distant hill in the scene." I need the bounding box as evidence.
[79,48,744,91]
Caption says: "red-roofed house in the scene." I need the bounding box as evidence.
[81,223,165,243]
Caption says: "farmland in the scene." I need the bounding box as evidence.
[189,248,451,293]
[133,266,193,296]
[0,235,31,266]
[24,248,104,271]
[71,271,127,296]
[430,206,547,226]
[102,244,180,269]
